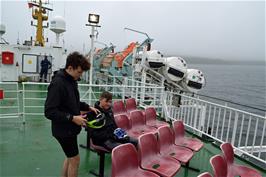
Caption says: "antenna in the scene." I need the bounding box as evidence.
[63,1,66,18]
[28,0,53,46]
[17,32,20,44]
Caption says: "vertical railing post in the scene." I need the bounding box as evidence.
[238,114,245,147]
[140,72,146,105]
[112,77,115,96]
[244,116,252,151]
[135,82,138,104]
[220,103,227,140]
[153,85,157,106]
[193,97,199,128]
[231,112,239,146]
[16,83,21,121]
[258,118,266,158]
[22,83,25,124]
[199,103,206,131]
[215,107,222,138]
[124,77,128,97]
[211,106,217,137]
[251,118,259,155]
[122,84,125,102]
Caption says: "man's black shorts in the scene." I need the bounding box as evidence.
[55,136,79,158]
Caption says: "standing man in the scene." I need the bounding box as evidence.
[45,52,98,177]
[39,55,52,82]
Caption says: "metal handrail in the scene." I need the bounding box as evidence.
[1,81,264,166]
[164,91,266,165]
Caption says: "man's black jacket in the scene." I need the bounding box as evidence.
[41,58,51,71]
[45,69,90,137]
[91,101,118,145]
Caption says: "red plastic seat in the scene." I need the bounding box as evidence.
[130,110,157,135]
[210,155,230,177]
[89,139,109,177]
[80,126,109,177]
[114,114,142,139]
[220,142,262,177]
[158,126,194,164]
[112,143,159,177]
[172,120,203,151]
[113,100,127,116]
[145,107,169,128]
[114,114,131,130]
[197,172,213,177]
[126,97,146,116]
[126,98,137,112]
[138,133,181,177]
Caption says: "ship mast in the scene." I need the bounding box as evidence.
[28,0,53,46]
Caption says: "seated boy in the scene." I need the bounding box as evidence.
[90,91,137,151]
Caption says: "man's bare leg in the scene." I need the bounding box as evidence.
[67,155,80,177]
[61,158,69,177]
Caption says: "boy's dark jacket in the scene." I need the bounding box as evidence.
[91,101,118,145]
[44,69,90,137]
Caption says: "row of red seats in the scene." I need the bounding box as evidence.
[111,98,205,177]
[114,98,203,151]
[112,125,192,177]
[113,98,137,116]
[111,121,204,177]
[114,109,166,139]
[87,98,202,177]
[198,142,262,177]
[114,98,161,121]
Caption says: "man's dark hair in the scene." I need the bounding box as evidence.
[100,91,112,101]
[65,52,91,71]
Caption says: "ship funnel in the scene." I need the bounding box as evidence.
[50,16,66,45]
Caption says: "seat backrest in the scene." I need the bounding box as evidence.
[210,155,227,177]
[138,133,159,161]
[172,120,185,137]
[126,98,137,112]
[220,142,234,164]
[130,110,146,126]
[113,100,126,115]
[114,114,131,130]
[145,107,157,122]
[112,143,139,177]
[158,126,174,151]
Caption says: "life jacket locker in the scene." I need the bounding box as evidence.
[0,90,4,100]
[2,51,14,65]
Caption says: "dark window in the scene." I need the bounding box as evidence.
[168,68,184,78]
[187,81,202,89]
[149,62,165,68]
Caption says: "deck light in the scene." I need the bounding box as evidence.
[88,14,100,24]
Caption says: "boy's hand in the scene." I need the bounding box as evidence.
[90,107,100,114]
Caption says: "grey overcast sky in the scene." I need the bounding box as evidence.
[1,0,265,61]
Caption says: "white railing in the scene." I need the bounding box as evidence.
[164,91,266,165]
[0,82,21,120]
[1,81,264,166]
[17,82,163,122]
[79,83,164,111]
[22,82,49,120]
